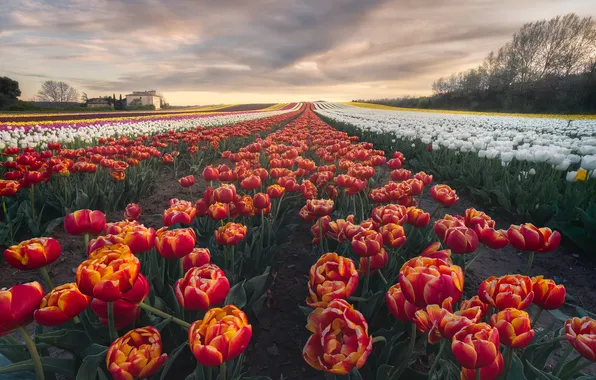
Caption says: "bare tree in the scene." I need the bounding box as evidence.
[37,81,80,103]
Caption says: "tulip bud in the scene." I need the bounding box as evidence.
[106,327,167,379]
[189,305,252,366]
[124,203,142,221]
[203,166,219,181]
[0,282,44,335]
[253,193,271,209]
[240,174,262,191]
[64,209,106,236]
[182,248,211,272]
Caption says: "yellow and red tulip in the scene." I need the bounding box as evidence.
[119,224,156,254]
[386,283,418,322]
[155,227,196,259]
[478,275,534,310]
[90,274,149,329]
[430,184,459,206]
[3,237,62,270]
[34,283,91,326]
[452,323,500,369]
[399,256,464,308]
[460,352,504,380]
[174,264,230,310]
[214,222,247,246]
[106,327,167,380]
[531,276,566,310]
[303,299,372,375]
[420,242,452,262]
[0,179,20,196]
[359,248,388,273]
[565,317,596,361]
[76,244,140,302]
[182,248,211,272]
[163,200,197,226]
[207,202,229,220]
[306,199,334,217]
[188,305,252,366]
[406,207,431,227]
[214,184,236,203]
[178,175,195,187]
[443,226,479,254]
[379,223,407,248]
[352,230,383,257]
[490,308,534,348]
[306,253,358,308]
[507,223,561,252]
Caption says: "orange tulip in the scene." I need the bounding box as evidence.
[399,256,464,308]
[182,248,211,272]
[34,283,90,326]
[104,220,140,235]
[474,221,509,250]
[434,214,465,240]
[303,299,372,375]
[266,184,286,199]
[352,230,383,257]
[106,327,167,380]
[386,283,418,322]
[371,204,408,225]
[565,317,596,361]
[234,195,255,217]
[431,184,459,206]
[119,224,156,254]
[459,296,488,321]
[202,165,219,181]
[207,202,229,220]
[240,174,262,191]
[490,308,534,348]
[300,180,318,199]
[328,215,355,242]
[464,208,495,229]
[90,274,149,329]
[188,305,252,366]
[76,244,140,302]
[175,264,230,310]
[111,171,125,181]
[64,209,106,235]
[390,169,411,182]
[407,207,431,227]
[478,275,534,310]
[379,223,407,248]
[4,237,62,270]
[0,282,44,336]
[253,193,271,209]
[88,235,125,256]
[306,253,358,308]
[531,276,566,310]
[215,222,247,246]
[414,171,432,186]
[155,227,196,259]
[452,323,500,369]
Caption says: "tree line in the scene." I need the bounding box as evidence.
[357,13,596,114]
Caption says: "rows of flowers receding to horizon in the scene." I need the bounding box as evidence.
[314,102,596,255]
[0,103,302,149]
[0,106,323,379]
[0,107,303,247]
[291,107,594,379]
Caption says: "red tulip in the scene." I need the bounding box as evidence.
[155,227,196,259]
[175,264,230,310]
[4,237,62,270]
[452,323,500,369]
[431,184,459,206]
[124,203,142,221]
[386,283,418,322]
[64,209,106,235]
[34,283,91,326]
[182,248,211,272]
[178,175,195,187]
[490,308,534,348]
[565,317,596,361]
[106,327,167,380]
[478,275,534,310]
[0,282,44,336]
[532,276,566,310]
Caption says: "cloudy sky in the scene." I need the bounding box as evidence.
[1,0,595,105]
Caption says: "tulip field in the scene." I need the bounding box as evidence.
[0,103,595,380]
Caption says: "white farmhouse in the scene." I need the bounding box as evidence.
[125,90,161,110]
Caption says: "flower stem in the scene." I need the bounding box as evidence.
[363,256,371,296]
[503,347,514,380]
[39,266,55,289]
[18,327,44,380]
[30,185,36,221]
[220,361,227,380]
[428,340,447,379]
[372,336,387,344]
[378,270,389,286]
[84,233,90,256]
[138,302,191,328]
[524,251,535,275]
[107,302,119,342]
[559,358,595,378]
[531,308,543,329]
[389,323,417,380]
[476,369,481,380]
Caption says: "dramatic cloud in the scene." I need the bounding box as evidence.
[2,0,595,104]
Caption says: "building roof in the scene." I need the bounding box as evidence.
[125,91,160,97]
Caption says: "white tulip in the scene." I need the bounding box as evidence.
[566,171,577,182]
[581,155,596,171]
